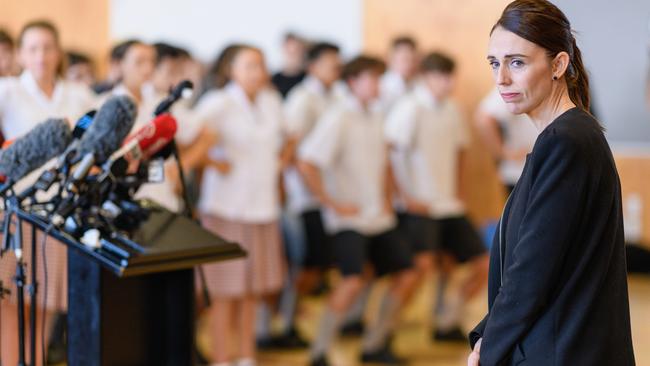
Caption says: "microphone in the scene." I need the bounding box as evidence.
[15,111,97,202]
[74,95,137,165]
[0,119,72,195]
[102,113,178,179]
[153,80,193,116]
[50,96,136,225]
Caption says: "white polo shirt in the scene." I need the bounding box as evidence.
[380,70,419,110]
[194,83,284,223]
[299,97,395,236]
[283,76,345,214]
[0,72,96,197]
[478,87,538,186]
[385,85,470,219]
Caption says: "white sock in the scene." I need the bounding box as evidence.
[235,358,256,366]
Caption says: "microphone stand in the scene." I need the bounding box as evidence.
[5,196,27,366]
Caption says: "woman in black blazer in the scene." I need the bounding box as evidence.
[468,1,636,365]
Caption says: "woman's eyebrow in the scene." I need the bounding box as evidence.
[487,53,529,60]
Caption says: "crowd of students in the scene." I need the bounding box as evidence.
[0,21,537,366]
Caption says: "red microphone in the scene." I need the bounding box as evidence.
[110,113,178,165]
[124,113,178,160]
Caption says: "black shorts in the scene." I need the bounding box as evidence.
[397,213,439,253]
[331,229,414,277]
[301,209,332,269]
[399,213,486,263]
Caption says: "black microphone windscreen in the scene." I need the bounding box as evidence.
[0,119,72,182]
[77,95,137,164]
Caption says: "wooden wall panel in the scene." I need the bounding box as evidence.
[0,0,109,76]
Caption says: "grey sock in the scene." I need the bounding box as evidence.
[255,302,272,340]
[310,308,343,359]
[279,265,299,334]
[361,293,400,353]
[433,273,449,322]
[344,283,371,325]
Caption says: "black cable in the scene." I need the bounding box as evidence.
[41,225,51,366]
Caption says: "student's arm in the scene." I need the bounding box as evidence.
[457,148,468,205]
[297,160,358,217]
[385,98,430,215]
[386,143,429,216]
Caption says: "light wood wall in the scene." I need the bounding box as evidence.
[0,0,110,75]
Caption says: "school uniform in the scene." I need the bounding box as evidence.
[193,83,286,298]
[0,71,96,311]
[385,85,485,262]
[299,97,412,277]
[284,76,345,268]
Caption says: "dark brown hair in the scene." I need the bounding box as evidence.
[18,20,64,75]
[492,0,590,111]
[391,36,417,51]
[421,51,455,74]
[0,29,13,47]
[341,55,386,81]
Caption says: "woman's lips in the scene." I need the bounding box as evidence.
[500,92,521,102]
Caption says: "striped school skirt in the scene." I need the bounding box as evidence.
[197,215,285,299]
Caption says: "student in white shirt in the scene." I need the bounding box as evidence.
[0,20,96,366]
[385,51,489,342]
[339,35,422,336]
[185,45,286,366]
[299,56,417,366]
[266,42,343,347]
[380,36,420,109]
[475,87,538,193]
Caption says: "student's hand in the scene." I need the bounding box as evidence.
[405,198,430,216]
[208,159,232,175]
[467,338,482,366]
[331,202,360,217]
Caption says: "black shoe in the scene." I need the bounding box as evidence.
[271,327,309,349]
[433,326,467,343]
[257,336,275,350]
[361,344,408,365]
[309,355,330,366]
[340,320,365,337]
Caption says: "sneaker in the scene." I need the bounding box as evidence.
[433,326,467,343]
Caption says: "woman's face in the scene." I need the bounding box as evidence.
[18,27,61,80]
[487,26,554,115]
[230,48,268,96]
[120,43,155,88]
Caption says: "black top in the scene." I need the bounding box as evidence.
[470,108,635,366]
[271,70,306,98]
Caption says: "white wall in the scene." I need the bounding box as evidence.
[110,0,363,71]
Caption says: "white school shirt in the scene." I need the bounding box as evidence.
[384,85,471,219]
[478,87,538,186]
[379,70,419,110]
[299,97,395,236]
[283,76,345,214]
[0,71,96,196]
[194,83,284,223]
